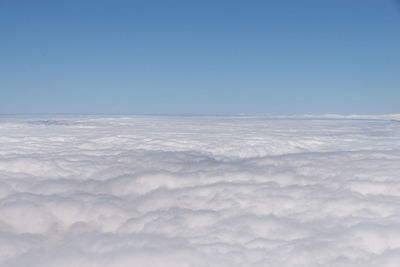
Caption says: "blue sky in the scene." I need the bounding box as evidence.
[1,0,399,115]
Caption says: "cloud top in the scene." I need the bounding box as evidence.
[1,116,400,266]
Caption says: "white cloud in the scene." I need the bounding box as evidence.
[0,116,400,266]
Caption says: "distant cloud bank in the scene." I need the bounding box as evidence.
[272,113,400,120]
[1,116,400,266]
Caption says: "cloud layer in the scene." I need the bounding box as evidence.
[1,116,400,266]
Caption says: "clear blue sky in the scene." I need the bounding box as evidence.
[1,0,399,115]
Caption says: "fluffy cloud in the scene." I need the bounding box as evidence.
[0,116,400,266]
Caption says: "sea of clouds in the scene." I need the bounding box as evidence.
[1,115,400,267]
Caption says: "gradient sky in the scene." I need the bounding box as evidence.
[1,0,400,115]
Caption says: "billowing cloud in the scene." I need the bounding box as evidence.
[1,116,400,266]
